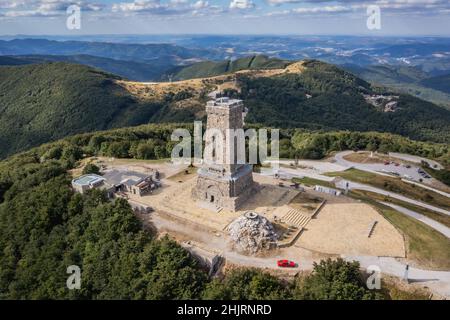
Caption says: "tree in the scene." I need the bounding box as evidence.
[82,163,101,175]
[135,141,155,159]
[292,258,383,300]
[202,269,288,300]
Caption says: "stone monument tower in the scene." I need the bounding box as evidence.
[192,97,255,211]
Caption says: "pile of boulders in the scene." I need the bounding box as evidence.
[227,212,278,254]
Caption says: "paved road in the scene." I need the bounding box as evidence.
[335,179,450,216]
[344,255,450,297]
[380,202,450,238]
[261,166,335,182]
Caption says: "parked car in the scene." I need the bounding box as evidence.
[277,260,296,268]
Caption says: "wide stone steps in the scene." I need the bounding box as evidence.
[281,208,311,228]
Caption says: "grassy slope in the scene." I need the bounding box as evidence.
[380,206,450,270]
[325,168,450,211]
[352,189,450,228]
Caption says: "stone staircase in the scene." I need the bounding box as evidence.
[281,208,311,229]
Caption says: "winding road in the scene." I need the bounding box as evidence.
[380,202,450,238]
[334,179,450,216]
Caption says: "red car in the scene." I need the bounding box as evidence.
[384,161,390,165]
[277,260,296,268]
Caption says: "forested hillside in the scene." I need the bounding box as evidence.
[240,60,450,143]
[345,64,450,108]
[170,55,290,80]
[0,38,217,63]
[0,63,168,158]
[0,54,174,81]
[420,74,450,94]
[1,59,449,159]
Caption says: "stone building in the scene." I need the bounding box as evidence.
[71,174,115,198]
[192,97,255,211]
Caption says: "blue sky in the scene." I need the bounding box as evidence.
[0,0,449,35]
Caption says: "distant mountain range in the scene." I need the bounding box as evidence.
[0,54,173,82]
[0,38,221,62]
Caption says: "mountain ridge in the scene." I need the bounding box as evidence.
[0,59,449,159]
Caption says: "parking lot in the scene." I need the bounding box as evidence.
[335,151,434,183]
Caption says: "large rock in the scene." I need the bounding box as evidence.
[227,212,278,254]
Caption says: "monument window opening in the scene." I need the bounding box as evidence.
[212,136,216,160]
[234,136,238,165]
[210,195,215,203]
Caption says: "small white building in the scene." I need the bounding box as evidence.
[314,185,341,196]
[71,174,115,198]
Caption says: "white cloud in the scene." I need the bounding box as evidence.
[111,0,213,16]
[229,0,255,10]
[112,0,165,13]
[191,0,208,10]
[292,5,351,14]
[0,0,103,17]
[266,0,302,5]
